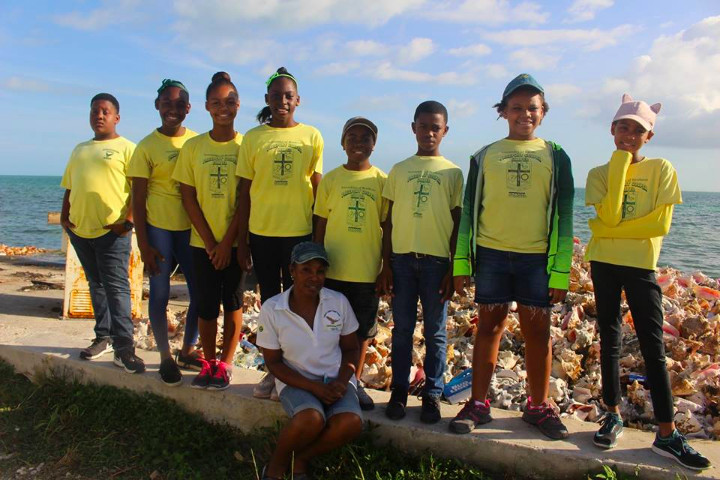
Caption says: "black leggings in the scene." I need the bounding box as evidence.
[590,261,674,423]
[249,233,311,304]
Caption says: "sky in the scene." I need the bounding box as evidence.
[1,0,719,192]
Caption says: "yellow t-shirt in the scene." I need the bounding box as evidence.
[235,123,323,236]
[314,165,388,283]
[585,156,682,270]
[172,132,243,248]
[60,136,136,239]
[382,155,463,258]
[127,128,197,231]
[477,138,552,253]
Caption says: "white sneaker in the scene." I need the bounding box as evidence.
[253,372,275,398]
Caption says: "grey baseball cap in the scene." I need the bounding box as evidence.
[291,241,329,265]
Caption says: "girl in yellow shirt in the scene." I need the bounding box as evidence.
[236,67,324,398]
[173,72,244,391]
[128,79,200,386]
[585,95,709,470]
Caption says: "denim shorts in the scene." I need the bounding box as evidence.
[279,382,362,421]
[474,245,550,308]
[324,279,379,339]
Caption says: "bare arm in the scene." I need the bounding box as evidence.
[375,201,394,296]
[179,183,217,253]
[313,216,327,244]
[262,347,342,404]
[131,177,162,274]
[440,206,462,302]
[60,189,75,230]
[235,177,253,271]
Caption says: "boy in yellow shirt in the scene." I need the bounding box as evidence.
[60,93,143,373]
[314,117,387,411]
[378,101,464,424]
[586,94,710,470]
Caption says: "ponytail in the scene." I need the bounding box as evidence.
[256,106,272,125]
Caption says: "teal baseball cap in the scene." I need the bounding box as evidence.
[503,73,544,100]
[291,242,329,265]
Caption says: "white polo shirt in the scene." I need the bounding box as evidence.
[256,286,359,394]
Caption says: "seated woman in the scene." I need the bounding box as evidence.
[256,241,363,479]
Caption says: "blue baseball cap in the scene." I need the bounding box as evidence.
[502,73,544,100]
[291,242,329,265]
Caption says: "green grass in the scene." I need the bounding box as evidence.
[0,360,501,480]
[0,361,682,480]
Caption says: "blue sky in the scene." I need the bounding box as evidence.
[1,0,719,191]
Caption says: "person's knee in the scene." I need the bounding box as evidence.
[294,409,325,433]
[329,413,363,439]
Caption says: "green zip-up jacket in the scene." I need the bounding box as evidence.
[453,140,574,290]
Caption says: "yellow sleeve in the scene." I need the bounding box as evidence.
[235,135,254,180]
[314,175,330,218]
[60,150,75,190]
[310,130,324,175]
[382,167,396,202]
[593,150,632,226]
[450,168,464,209]
[656,160,682,205]
[589,204,674,239]
[172,143,196,186]
[127,144,151,179]
[122,142,136,175]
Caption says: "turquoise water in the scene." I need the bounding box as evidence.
[1,176,718,277]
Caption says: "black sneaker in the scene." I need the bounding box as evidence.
[79,337,113,360]
[594,413,623,449]
[175,349,205,371]
[113,348,146,374]
[159,358,182,386]
[522,400,569,440]
[385,389,407,421]
[357,385,375,411]
[420,395,442,424]
[449,398,492,434]
[652,429,711,471]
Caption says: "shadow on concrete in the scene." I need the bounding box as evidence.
[0,293,62,319]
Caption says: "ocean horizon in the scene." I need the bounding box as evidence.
[1,175,718,278]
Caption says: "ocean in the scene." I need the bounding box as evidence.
[1,175,718,278]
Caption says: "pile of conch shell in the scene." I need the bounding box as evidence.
[134,241,719,439]
[0,244,47,256]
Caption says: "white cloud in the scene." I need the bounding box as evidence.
[599,16,720,148]
[54,0,145,30]
[565,0,613,23]
[315,62,361,76]
[374,62,477,85]
[447,99,477,118]
[346,40,386,57]
[429,0,548,25]
[448,43,492,57]
[398,38,435,64]
[172,0,425,30]
[484,24,636,51]
[485,63,509,79]
[544,83,582,103]
[2,76,51,92]
[510,49,560,70]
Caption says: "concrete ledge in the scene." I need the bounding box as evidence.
[1,334,717,480]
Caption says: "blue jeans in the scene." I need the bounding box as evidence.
[390,253,449,399]
[146,224,199,352]
[67,229,133,352]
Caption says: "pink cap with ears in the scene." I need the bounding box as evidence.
[613,93,662,131]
